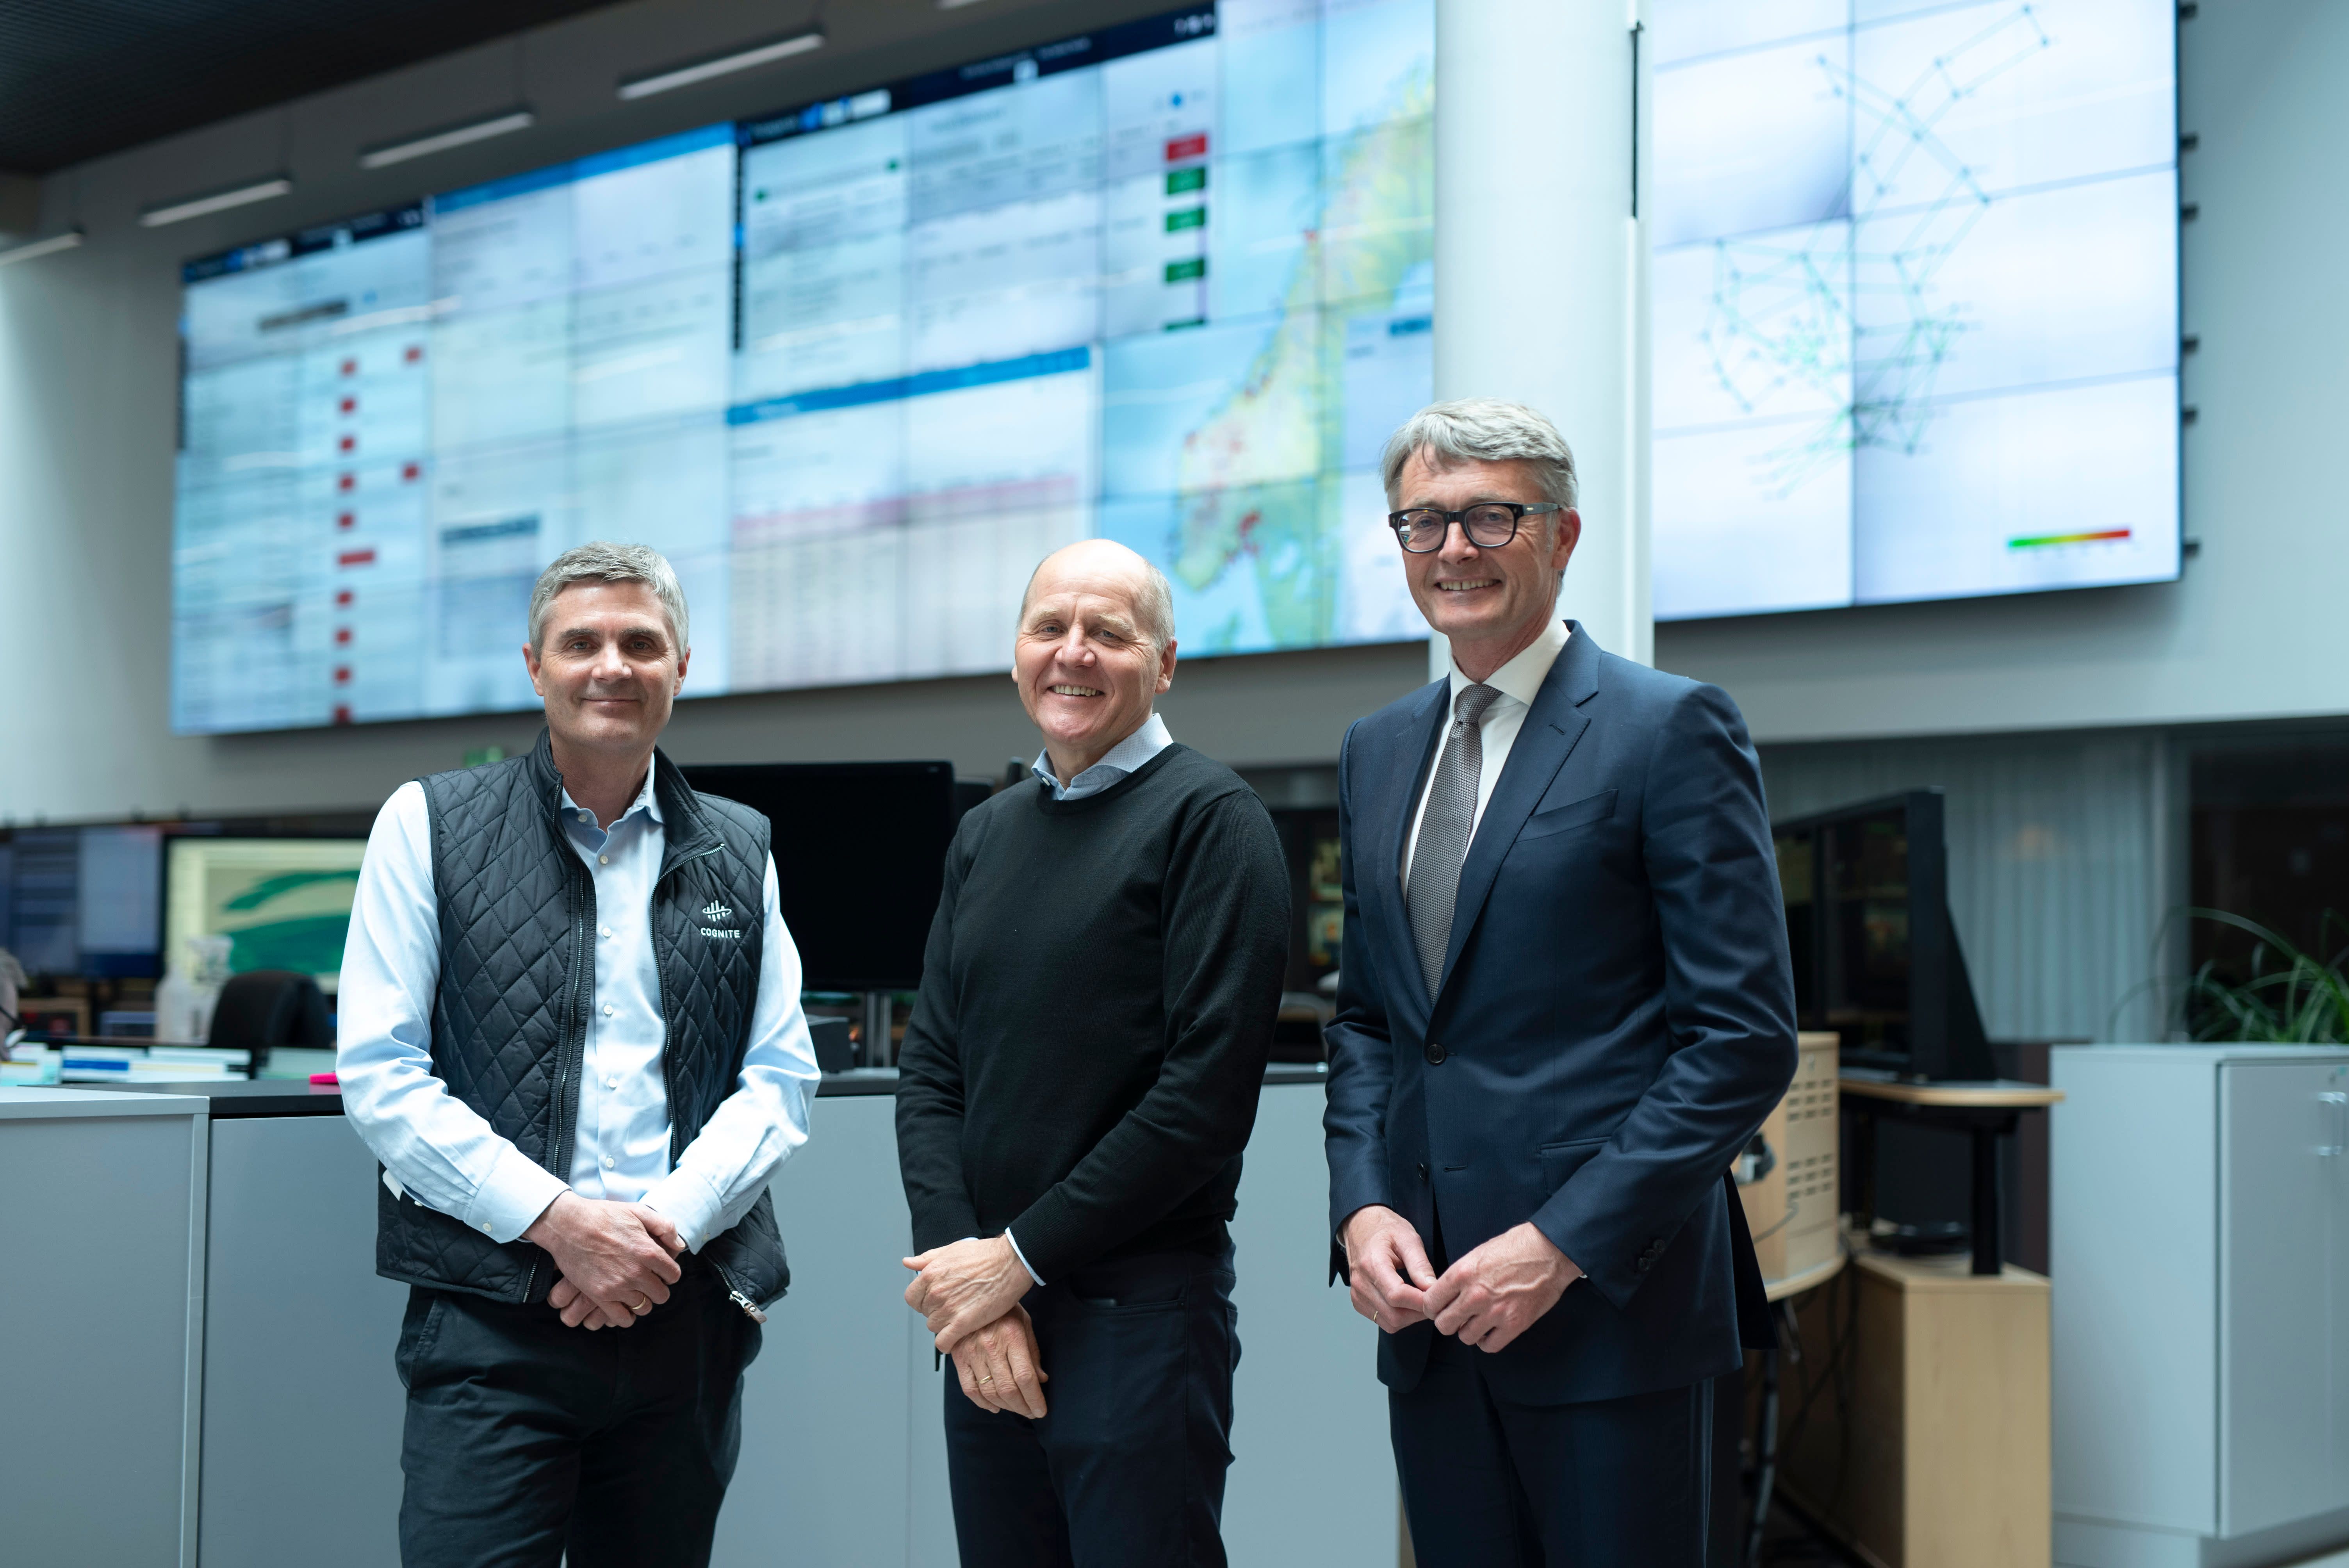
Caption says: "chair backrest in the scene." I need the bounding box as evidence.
[208,969,333,1065]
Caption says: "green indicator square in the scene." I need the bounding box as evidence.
[1166,166,1207,196]
[1164,257,1207,283]
[1164,207,1207,232]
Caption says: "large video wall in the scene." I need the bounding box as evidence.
[172,1,1435,733]
[1649,0,2181,618]
[171,0,2182,732]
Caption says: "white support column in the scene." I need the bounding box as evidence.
[1431,0,1651,675]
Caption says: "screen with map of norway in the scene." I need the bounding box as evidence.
[170,1,1435,734]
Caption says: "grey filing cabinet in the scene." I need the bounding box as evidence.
[2051,1045,2349,1568]
[0,1087,209,1567]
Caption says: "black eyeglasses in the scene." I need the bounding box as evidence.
[1388,502,1563,553]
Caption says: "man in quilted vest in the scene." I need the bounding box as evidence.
[339,542,822,1568]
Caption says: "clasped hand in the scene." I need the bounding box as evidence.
[528,1191,686,1331]
[1341,1206,1583,1354]
[904,1236,1048,1418]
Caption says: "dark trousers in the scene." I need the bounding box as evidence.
[394,1258,761,1568]
[943,1246,1239,1568]
[1392,1330,1713,1568]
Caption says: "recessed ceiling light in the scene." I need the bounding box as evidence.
[139,178,294,229]
[0,227,84,268]
[618,31,825,101]
[360,110,536,171]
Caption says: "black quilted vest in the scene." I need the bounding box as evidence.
[374,729,790,1312]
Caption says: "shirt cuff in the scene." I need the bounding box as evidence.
[1004,1229,1046,1289]
[464,1144,571,1244]
[642,1169,725,1256]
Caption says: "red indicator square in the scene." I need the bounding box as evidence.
[337,511,355,530]
[339,435,355,453]
[335,590,354,607]
[405,344,423,363]
[339,397,356,415]
[333,704,353,725]
[338,548,376,568]
[401,461,420,482]
[341,358,358,376]
[337,473,355,492]
[1166,133,1207,162]
[335,627,352,645]
[333,666,352,685]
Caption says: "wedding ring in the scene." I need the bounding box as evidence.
[978,1374,995,1385]
[632,1297,651,1315]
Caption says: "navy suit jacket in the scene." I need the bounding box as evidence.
[1324,622,1797,1404]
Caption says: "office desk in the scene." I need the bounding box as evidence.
[1842,1075,2064,1276]
[0,1088,209,1567]
[50,1069,1388,1568]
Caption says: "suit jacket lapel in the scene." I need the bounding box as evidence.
[1436,623,1603,997]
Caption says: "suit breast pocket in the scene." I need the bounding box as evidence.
[1517,788,1618,843]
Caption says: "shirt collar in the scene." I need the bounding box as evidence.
[1034,710,1174,792]
[1450,617,1571,711]
[560,754,663,829]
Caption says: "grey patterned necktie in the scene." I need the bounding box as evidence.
[1406,682,1501,999]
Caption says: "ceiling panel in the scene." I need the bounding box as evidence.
[0,0,628,174]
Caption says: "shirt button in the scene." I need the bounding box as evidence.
[600,925,613,939]
[479,1221,492,1233]
[605,1076,619,1089]
[602,1004,614,1017]
[599,855,609,865]
[602,1156,615,1170]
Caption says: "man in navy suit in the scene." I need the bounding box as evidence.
[1324,399,1797,1566]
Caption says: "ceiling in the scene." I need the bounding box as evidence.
[0,0,629,175]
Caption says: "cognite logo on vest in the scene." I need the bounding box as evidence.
[700,900,742,940]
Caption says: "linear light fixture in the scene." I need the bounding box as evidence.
[936,0,993,9]
[618,30,824,100]
[0,227,85,268]
[139,177,293,229]
[360,109,536,170]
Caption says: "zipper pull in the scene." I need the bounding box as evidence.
[727,1288,768,1324]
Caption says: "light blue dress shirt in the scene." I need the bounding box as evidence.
[1031,711,1174,801]
[337,756,821,1255]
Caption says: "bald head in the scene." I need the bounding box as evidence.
[1018,539,1176,653]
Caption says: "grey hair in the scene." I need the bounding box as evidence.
[528,542,690,651]
[1019,542,1178,653]
[0,946,24,997]
[1380,398,1579,511]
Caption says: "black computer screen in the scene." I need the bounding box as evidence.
[681,762,961,992]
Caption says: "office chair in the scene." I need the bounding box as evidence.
[207,969,333,1075]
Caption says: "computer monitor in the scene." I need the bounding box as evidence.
[680,763,961,993]
[1772,789,1993,1082]
[162,836,368,993]
[0,825,164,980]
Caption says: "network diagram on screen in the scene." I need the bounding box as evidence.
[170,0,2178,734]
[171,1,1435,734]
[1649,0,2180,620]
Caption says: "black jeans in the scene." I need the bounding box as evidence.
[942,1245,1239,1568]
[1391,1329,1713,1568]
[394,1257,761,1568]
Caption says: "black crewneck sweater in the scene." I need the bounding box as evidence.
[895,743,1291,1281]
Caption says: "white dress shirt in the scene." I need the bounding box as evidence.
[1032,711,1174,801]
[337,756,821,1255]
[1401,618,1572,887]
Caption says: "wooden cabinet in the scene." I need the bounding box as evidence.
[1778,1247,2052,1568]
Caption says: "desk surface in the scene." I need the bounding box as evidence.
[1839,1074,2064,1110]
[1764,1249,1846,1303]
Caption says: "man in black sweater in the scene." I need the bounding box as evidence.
[896,538,1291,1568]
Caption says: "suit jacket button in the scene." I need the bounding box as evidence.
[1416,1162,1429,1183]
[1424,1041,1447,1065]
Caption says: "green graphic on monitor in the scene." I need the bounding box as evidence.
[164,838,368,991]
